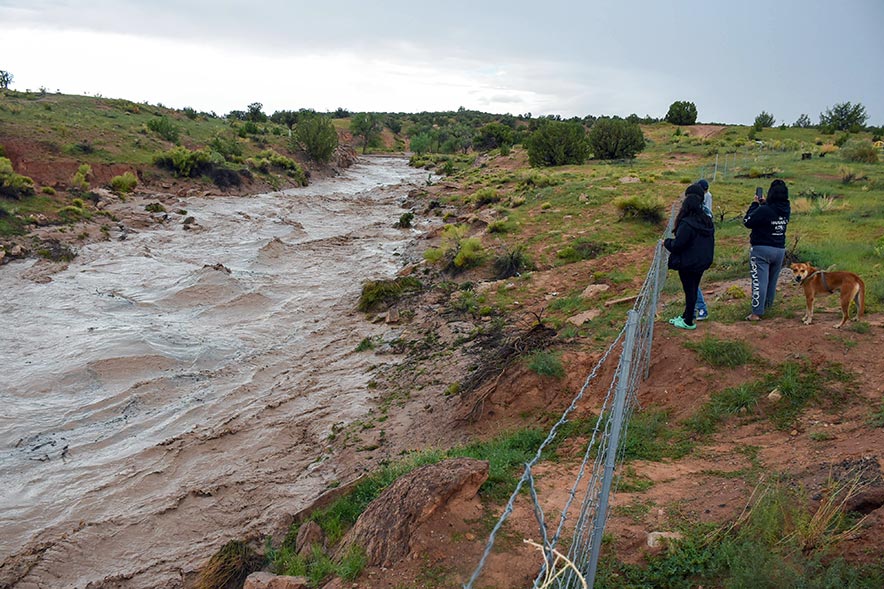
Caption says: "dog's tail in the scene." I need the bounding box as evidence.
[856,278,865,319]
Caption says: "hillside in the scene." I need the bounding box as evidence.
[2,93,884,588]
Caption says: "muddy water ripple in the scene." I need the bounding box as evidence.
[0,157,427,588]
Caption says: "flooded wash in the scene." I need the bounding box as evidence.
[0,157,427,588]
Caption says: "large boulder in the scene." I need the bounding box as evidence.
[337,458,489,567]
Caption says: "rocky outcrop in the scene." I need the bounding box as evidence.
[336,458,489,567]
[243,571,309,589]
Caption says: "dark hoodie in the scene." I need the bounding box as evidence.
[664,215,715,272]
[743,181,791,248]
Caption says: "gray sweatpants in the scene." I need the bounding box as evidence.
[749,245,786,316]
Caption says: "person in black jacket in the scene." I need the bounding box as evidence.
[664,184,715,330]
[743,179,791,321]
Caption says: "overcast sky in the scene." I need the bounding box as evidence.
[2,0,883,125]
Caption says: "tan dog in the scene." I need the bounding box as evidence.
[790,262,865,328]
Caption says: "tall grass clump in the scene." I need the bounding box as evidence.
[598,477,881,588]
[357,276,422,312]
[195,540,264,589]
[614,194,664,223]
[146,116,181,143]
[0,156,35,199]
[492,246,531,279]
[110,171,138,194]
[685,336,754,367]
[841,139,878,163]
[527,350,565,378]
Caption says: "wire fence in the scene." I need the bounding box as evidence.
[464,207,677,589]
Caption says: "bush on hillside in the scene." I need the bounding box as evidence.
[146,116,181,143]
[154,146,220,177]
[665,100,698,125]
[473,123,514,152]
[588,118,646,159]
[357,276,422,312]
[293,113,338,163]
[841,139,878,163]
[614,194,665,224]
[247,150,307,185]
[70,164,92,193]
[209,133,243,160]
[0,157,35,199]
[525,120,590,167]
[110,172,138,194]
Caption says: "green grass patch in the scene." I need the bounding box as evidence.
[685,360,855,434]
[685,336,755,367]
[598,478,883,589]
[526,350,566,378]
[621,408,693,461]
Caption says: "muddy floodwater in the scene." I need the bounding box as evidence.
[0,157,428,588]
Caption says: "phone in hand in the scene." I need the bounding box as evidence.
[755,186,764,200]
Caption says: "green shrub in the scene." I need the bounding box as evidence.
[145,202,166,213]
[357,276,422,312]
[557,238,610,263]
[70,163,92,193]
[247,150,307,185]
[526,120,590,167]
[110,171,138,194]
[395,212,414,228]
[589,118,646,159]
[614,194,664,223]
[753,111,775,128]
[473,122,514,152]
[293,113,338,163]
[154,146,218,177]
[146,116,181,143]
[527,350,565,378]
[0,156,35,199]
[209,133,243,160]
[423,224,484,272]
[471,187,500,206]
[41,186,56,195]
[841,139,879,163]
[492,246,531,279]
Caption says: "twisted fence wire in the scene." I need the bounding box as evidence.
[464,209,675,589]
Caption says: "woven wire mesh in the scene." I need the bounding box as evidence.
[464,207,676,589]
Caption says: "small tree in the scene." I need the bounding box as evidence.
[793,114,812,128]
[245,102,267,123]
[293,112,338,163]
[409,132,433,155]
[588,118,646,159]
[0,70,12,90]
[819,102,868,133]
[473,122,514,152]
[665,100,698,125]
[270,110,299,134]
[526,120,590,167]
[754,111,776,129]
[350,113,383,154]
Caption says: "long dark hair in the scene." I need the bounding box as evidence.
[673,185,712,231]
[767,179,789,203]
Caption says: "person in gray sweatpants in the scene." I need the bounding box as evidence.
[743,179,791,321]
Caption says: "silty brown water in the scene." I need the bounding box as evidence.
[0,157,428,588]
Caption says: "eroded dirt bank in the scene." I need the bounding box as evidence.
[0,157,430,588]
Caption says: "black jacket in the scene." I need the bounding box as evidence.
[743,199,790,248]
[664,215,715,272]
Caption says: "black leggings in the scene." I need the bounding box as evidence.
[678,269,704,325]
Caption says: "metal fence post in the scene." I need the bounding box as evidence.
[584,310,640,587]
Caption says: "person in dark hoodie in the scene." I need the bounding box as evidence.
[664,184,715,330]
[743,179,790,321]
